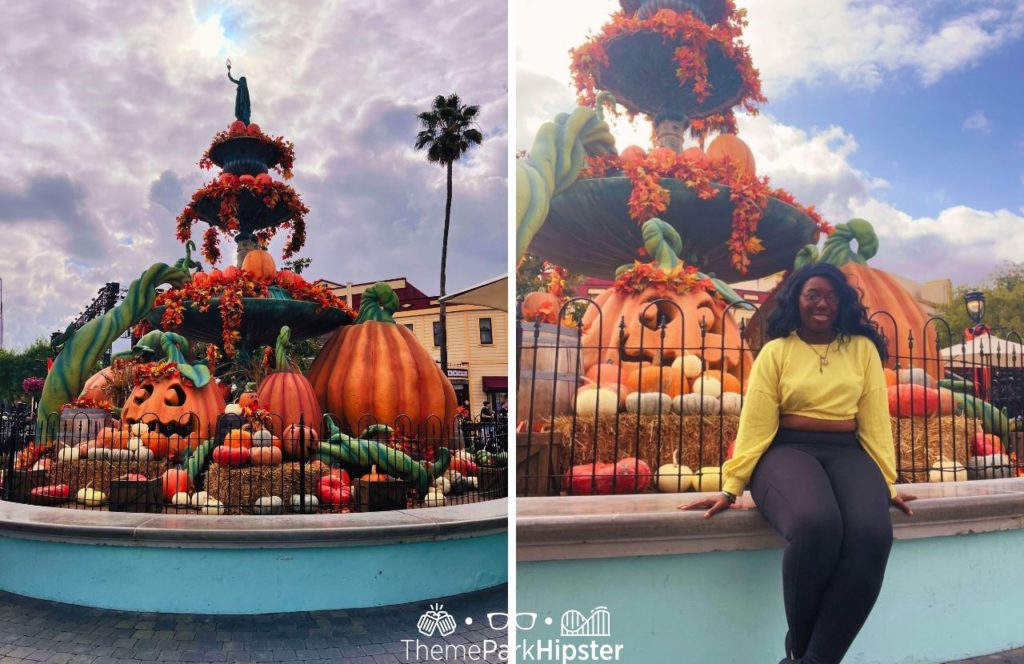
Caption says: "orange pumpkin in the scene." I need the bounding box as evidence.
[257,326,322,437]
[307,283,457,450]
[96,427,130,450]
[223,429,252,449]
[241,249,276,278]
[581,284,752,395]
[522,291,561,325]
[282,424,319,460]
[81,367,114,403]
[681,146,709,167]
[250,446,283,466]
[884,368,898,387]
[160,468,192,501]
[707,133,756,176]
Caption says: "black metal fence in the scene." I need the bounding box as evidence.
[0,410,508,514]
[517,297,1024,497]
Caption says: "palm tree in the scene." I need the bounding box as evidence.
[414,93,484,374]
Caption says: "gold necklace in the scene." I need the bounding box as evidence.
[799,332,836,373]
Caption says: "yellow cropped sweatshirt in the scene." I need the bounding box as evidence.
[721,332,897,498]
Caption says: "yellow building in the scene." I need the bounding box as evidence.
[320,277,508,416]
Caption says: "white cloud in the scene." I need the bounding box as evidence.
[736,114,1024,286]
[743,0,1024,96]
[963,110,993,133]
[0,0,507,350]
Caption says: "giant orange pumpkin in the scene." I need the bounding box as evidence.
[706,133,756,177]
[257,326,323,437]
[581,282,752,391]
[307,283,457,451]
[119,333,225,440]
[80,367,114,403]
[241,248,276,279]
[747,219,939,377]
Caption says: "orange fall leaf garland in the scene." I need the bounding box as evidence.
[578,148,833,274]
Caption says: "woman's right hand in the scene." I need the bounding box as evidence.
[678,494,733,519]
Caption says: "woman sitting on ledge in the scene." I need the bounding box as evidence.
[682,262,916,664]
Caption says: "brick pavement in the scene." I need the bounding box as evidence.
[0,585,507,663]
[946,647,1024,664]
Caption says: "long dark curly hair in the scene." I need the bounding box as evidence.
[766,262,888,362]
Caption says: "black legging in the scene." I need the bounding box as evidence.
[750,429,893,664]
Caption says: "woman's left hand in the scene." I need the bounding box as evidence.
[890,492,917,516]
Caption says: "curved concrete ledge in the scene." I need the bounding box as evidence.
[0,498,508,548]
[0,500,508,613]
[517,479,1024,560]
[516,483,1024,663]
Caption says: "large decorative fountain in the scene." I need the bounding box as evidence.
[4,64,505,614]
[516,4,1024,661]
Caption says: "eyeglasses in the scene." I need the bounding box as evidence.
[801,292,839,305]
[487,612,537,631]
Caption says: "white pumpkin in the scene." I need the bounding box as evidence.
[656,450,693,493]
[189,491,210,507]
[172,491,192,507]
[897,368,935,389]
[928,459,967,483]
[224,404,243,416]
[575,388,620,418]
[674,393,720,416]
[107,448,132,461]
[720,393,743,416]
[625,392,673,415]
[423,489,446,506]
[126,437,145,452]
[433,476,452,494]
[290,493,319,513]
[253,496,284,515]
[201,499,226,515]
[76,487,106,507]
[691,376,722,398]
[86,446,111,460]
[133,447,154,462]
[966,454,1013,480]
[129,422,149,436]
[250,429,276,447]
[672,354,703,379]
[696,466,723,493]
[57,446,80,462]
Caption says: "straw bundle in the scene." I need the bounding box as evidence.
[50,459,170,496]
[554,414,740,470]
[203,462,337,514]
[554,413,973,484]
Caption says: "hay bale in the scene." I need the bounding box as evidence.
[554,413,973,485]
[553,414,740,470]
[204,462,335,515]
[50,459,170,496]
[893,415,971,484]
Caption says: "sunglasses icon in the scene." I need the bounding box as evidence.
[486,612,537,631]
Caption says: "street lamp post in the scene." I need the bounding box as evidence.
[964,290,988,338]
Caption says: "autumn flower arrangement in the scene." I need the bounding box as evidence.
[21,376,45,394]
[199,122,296,180]
[176,174,309,265]
[60,396,114,412]
[154,268,354,358]
[570,3,766,141]
[613,261,714,297]
[579,146,833,274]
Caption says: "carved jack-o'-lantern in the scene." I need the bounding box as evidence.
[580,219,754,391]
[581,284,752,388]
[119,333,225,440]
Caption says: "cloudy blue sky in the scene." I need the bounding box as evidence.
[518,0,1024,286]
[0,0,507,351]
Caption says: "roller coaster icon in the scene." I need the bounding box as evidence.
[560,606,611,637]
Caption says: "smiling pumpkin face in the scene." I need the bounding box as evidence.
[121,371,225,441]
[580,285,752,389]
